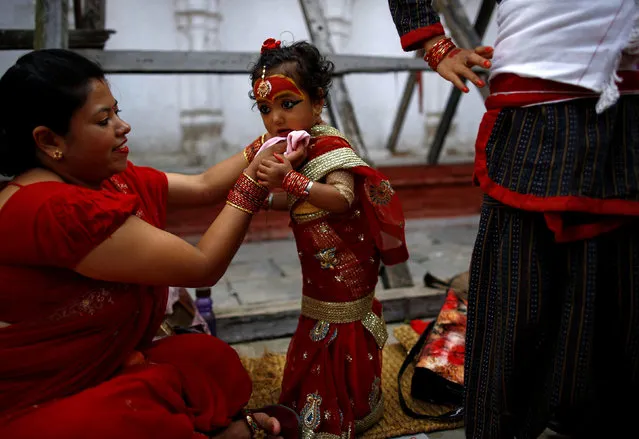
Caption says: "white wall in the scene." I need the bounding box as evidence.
[0,0,498,170]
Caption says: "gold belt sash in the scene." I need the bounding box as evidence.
[301,293,374,323]
[301,292,388,348]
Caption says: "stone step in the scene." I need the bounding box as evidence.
[215,286,446,344]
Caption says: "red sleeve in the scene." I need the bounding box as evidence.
[108,162,169,229]
[3,184,140,268]
[400,23,446,52]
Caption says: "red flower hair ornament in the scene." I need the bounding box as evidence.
[261,38,282,54]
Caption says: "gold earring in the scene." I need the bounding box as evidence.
[53,150,63,160]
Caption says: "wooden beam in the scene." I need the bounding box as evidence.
[82,0,106,30]
[385,51,423,153]
[34,0,68,49]
[298,0,368,158]
[71,49,437,75]
[427,0,496,165]
[0,29,114,50]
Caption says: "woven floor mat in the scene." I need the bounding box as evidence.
[240,325,462,438]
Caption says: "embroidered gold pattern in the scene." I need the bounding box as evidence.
[301,393,322,431]
[366,180,395,205]
[361,311,389,348]
[301,293,375,323]
[315,247,338,270]
[302,292,375,323]
[356,394,384,433]
[50,288,116,321]
[310,320,331,342]
[368,377,381,410]
[300,148,369,184]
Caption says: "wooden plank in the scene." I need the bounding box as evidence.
[427,0,496,164]
[34,0,68,49]
[298,0,368,157]
[0,29,114,50]
[215,286,446,343]
[82,0,106,30]
[68,49,436,75]
[385,51,423,153]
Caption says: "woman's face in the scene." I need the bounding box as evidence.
[53,79,131,186]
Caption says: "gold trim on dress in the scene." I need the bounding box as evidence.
[300,148,369,183]
[355,394,384,433]
[301,293,375,323]
[361,311,389,348]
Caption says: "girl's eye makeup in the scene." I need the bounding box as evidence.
[282,99,302,110]
[258,104,271,114]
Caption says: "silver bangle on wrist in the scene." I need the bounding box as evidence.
[267,192,274,210]
[304,180,314,197]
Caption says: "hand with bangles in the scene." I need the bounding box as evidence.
[423,35,494,93]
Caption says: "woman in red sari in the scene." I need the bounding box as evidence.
[245,40,408,438]
[0,49,302,439]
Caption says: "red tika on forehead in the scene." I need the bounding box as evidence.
[253,74,305,102]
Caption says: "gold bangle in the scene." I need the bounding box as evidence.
[225,200,254,215]
[242,172,269,193]
[243,149,251,165]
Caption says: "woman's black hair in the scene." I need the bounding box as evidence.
[0,49,106,177]
[249,40,334,102]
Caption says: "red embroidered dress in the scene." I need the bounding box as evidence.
[267,125,408,438]
[0,163,252,439]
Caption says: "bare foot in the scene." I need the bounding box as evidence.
[212,412,282,438]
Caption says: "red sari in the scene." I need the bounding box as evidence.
[277,126,408,438]
[0,163,251,439]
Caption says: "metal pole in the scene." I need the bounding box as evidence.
[34,0,69,49]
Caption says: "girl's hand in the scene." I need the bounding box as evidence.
[246,140,287,177]
[428,38,493,93]
[256,153,293,189]
[285,144,308,170]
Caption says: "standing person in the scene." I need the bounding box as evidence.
[0,48,303,439]
[388,1,639,438]
[245,38,408,438]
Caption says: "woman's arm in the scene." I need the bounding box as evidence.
[75,159,267,288]
[387,0,493,92]
[165,138,305,207]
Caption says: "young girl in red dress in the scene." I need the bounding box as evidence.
[243,38,409,438]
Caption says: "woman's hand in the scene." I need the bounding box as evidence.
[425,36,493,93]
[256,154,293,190]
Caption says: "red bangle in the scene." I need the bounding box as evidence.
[282,170,311,199]
[424,37,456,71]
[226,172,269,215]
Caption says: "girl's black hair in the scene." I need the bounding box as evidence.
[250,40,334,102]
[0,49,106,177]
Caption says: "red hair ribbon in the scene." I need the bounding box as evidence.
[261,38,281,54]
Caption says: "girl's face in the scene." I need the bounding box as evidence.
[39,79,131,187]
[253,69,323,138]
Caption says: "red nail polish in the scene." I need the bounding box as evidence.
[463,87,469,93]
[477,80,485,87]
[484,61,491,68]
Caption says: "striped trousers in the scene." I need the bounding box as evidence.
[465,96,639,438]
